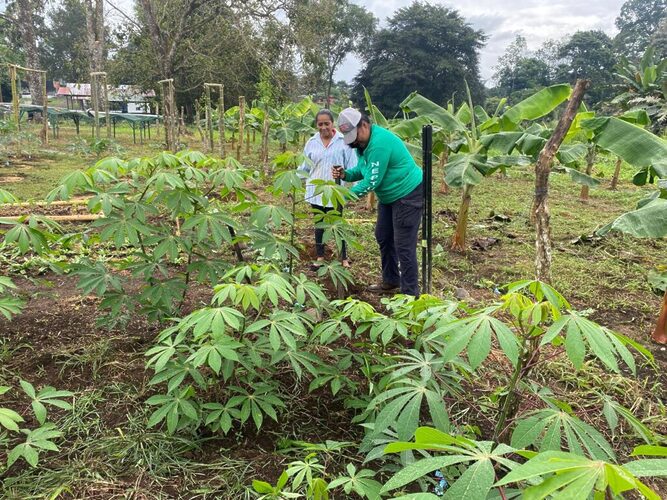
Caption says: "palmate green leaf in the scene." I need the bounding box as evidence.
[2,219,50,255]
[501,84,572,125]
[0,296,25,320]
[273,169,304,195]
[601,396,657,445]
[433,312,519,368]
[256,272,295,306]
[311,180,350,210]
[0,407,24,432]
[251,204,293,228]
[71,261,124,296]
[542,312,638,374]
[363,379,450,442]
[510,408,615,461]
[382,429,519,497]
[182,211,237,245]
[495,451,661,500]
[7,423,62,468]
[179,306,245,337]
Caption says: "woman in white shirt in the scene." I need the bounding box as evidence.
[298,109,357,269]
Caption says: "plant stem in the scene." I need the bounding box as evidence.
[493,342,525,443]
[451,184,473,252]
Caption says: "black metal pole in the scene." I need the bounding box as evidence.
[422,125,433,295]
[335,176,347,299]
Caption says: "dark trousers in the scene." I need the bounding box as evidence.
[311,204,347,260]
[375,183,423,296]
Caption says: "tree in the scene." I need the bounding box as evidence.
[293,0,376,107]
[493,35,528,93]
[651,17,667,59]
[351,1,486,115]
[556,30,616,106]
[15,0,44,103]
[41,0,89,82]
[614,0,667,60]
[83,0,105,74]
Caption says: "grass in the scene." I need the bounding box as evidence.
[0,121,666,497]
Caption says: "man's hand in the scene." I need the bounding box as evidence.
[332,165,345,180]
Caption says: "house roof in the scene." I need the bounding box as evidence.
[58,83,156,102]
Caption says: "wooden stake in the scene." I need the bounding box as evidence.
[237,96,245,161]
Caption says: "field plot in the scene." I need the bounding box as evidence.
[0,111,665,500]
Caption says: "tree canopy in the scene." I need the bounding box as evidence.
[351,1,486,115]
[614,0,667,60]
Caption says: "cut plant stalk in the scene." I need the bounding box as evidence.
[652,289,667,344]
[534,79,589,282]
[610,156,622,190]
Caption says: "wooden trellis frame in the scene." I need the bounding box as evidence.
[203,83,225,156]
[158,78,177,151]
[7,63,48,144]
[90,71,111,140]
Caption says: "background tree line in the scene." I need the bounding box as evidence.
[0,0,665,119]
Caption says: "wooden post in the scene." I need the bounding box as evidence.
[103,75,110,140]
[10,65,19,130]
[261,104,270,171]
[246,128,251,155]
[205,85,213,151]
[158,79,176,150]
[195,100,206,148]
[41,71,48,144]
[533,80,589,283]
[237,96,245,161]
[91,73,100,139]
[218,85,225,157]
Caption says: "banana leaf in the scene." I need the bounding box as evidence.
[598,199,667,238]
[582,117,667,169]
[501,84,572,125]
[400,92,466,133]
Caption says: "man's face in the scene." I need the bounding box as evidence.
[317,115,334,139]
[349,121,370,149]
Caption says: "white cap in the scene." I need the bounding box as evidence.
[337,107,362,145]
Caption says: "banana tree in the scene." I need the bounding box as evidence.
[587,115,667,343]
[613,46,667,133]
[269,98,317,153]
[401,84,574,252]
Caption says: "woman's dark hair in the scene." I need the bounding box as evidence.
[315,109,334,123]
[359,113,371,124]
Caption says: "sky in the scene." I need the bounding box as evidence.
[105,0,627,86]
[335,0,627,85]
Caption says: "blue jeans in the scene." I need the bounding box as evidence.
[374,183,423,296]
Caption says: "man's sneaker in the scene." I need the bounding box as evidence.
[367,282,400,293]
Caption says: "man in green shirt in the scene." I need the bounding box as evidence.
[333,107,423,296]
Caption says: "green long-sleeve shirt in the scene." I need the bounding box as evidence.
[344,124,423,204]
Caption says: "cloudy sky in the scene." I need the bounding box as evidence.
[336,0,627,84]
